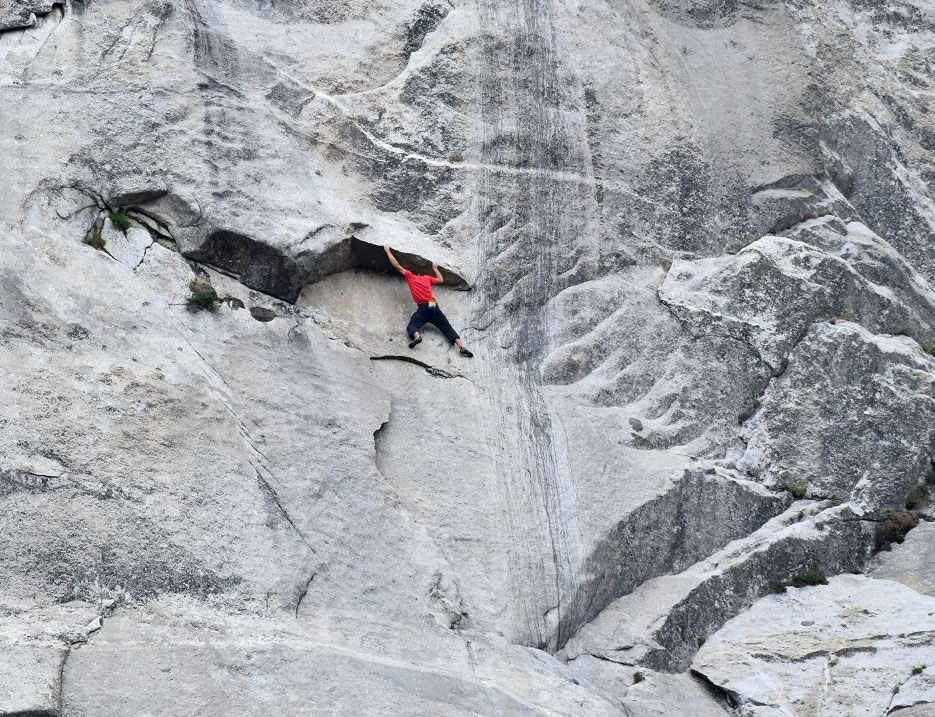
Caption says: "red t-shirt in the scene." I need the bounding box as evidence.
[404,270,440,304]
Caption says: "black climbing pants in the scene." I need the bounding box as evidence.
[407,303,460,344]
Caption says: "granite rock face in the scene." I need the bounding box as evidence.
[2,0,935,714]
[693,575,935,717]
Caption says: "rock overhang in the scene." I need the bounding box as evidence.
[91,185,473,302]
[185,229,470,303]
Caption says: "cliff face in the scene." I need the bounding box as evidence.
[2,0,935,714]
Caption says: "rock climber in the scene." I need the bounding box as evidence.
[383,244,473,357]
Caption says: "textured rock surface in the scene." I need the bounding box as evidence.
[693,575,935,717]
[2,0,935,714]
[738,321,935,508]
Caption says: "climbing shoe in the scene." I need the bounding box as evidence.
[459,347,473,358]
[408,336,422,349]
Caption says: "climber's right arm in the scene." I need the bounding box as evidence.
[383,244,407,275]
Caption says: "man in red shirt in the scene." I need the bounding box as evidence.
[383,244,473,357]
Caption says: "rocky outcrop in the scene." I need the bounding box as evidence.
[2,0,935,714]
[562,503,875,673]
[693,575,935,716]
[738,322,935,509]
[0,1,63,32]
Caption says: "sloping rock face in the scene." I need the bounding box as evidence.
[2,0,935,714]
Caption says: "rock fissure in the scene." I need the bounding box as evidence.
[0,468,141,503]
[402,2,452,61]
[56,643,69,717]
[890,703,935,716]
[50,598,118,717]
[165,320,319,565]
[125,208,177,245]
[254,469,315,555]
[294,571,316,619]
[733,321,817,432]
[369,354,466,379]
[131,236,156,271]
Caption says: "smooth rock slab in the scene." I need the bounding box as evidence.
[693,575,935,717]
[566,657,732,717]
[61,601,623,717]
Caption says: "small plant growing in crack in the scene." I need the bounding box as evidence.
[774,570,828,592]
[108,210,132,232]
[792,570,828,586]
[784,480,808,499]
[696,635,707,648]
[632,671,644,684]
[912,665,925,676]
[186,278,221,313]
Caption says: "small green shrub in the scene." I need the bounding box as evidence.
[187,289,220,312]
[108,211,132,232]
[912,665,925,676]
[775,570,828,592]
[85,229,105,250]
[632,671,644,684]
[785,481,808,499]
[791,570,828,587]
[186,278,220,313]
[696,635,707,648]
[893,684,900,694]
[922,342,935,357]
